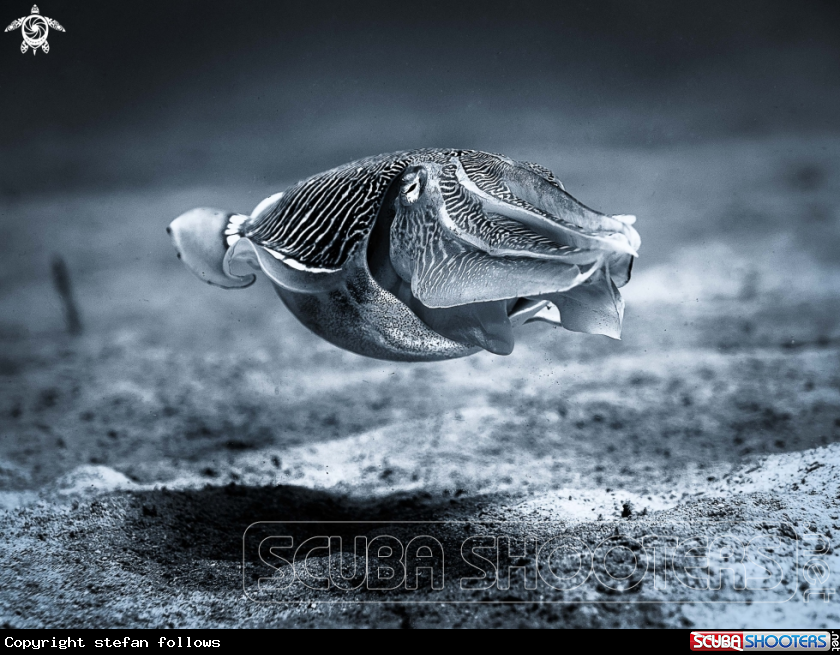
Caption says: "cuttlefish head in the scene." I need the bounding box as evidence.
[381,156,641,349]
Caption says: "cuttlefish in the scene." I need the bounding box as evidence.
[168,149,640,361]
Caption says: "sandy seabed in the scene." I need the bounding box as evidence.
[0,134,838,628]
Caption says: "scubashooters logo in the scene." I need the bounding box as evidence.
[5,5,64,54]
[690,631,837,651]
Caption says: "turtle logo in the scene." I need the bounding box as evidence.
[5,5,64,55]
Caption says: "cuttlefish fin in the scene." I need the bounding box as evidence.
[227,237,344,294]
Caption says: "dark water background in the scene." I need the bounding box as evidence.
[2,0,838,194]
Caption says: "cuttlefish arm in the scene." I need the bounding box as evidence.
[454,152,639,289]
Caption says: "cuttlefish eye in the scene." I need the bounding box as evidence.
[400,166,427,205]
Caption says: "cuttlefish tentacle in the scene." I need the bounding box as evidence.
[388,155,638,345]
[390,162,605,310]
[454,153,640,288]
[542,265,625,339]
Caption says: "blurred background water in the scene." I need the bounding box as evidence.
[2,0,839,191]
